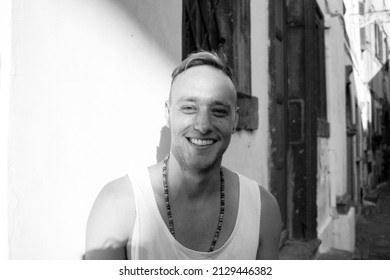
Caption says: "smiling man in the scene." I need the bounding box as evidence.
[85,51,282,260]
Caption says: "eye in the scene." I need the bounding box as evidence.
[179,105,197,113]
[211,108,229,117]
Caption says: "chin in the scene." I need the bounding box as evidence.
[186,153,223,171]
[172,145,225,170]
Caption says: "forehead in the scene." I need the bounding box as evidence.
[170,65,236,104]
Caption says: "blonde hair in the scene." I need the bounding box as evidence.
[169,50,234,103]
[171,50,233,83]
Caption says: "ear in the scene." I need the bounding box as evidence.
[165,101,171,128]
[233,106,239,133]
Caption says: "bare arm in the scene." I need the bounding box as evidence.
[85,175,135,260]
[256,186,282,260]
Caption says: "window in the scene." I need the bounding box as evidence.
[375,24,384,62]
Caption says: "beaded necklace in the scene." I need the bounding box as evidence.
[162,154,225,252]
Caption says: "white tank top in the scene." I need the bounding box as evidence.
[129,167,261,259]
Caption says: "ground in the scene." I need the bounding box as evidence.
[353,181,390,259]
[279,180,390,260]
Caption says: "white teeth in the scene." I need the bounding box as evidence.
[189,138,214,146]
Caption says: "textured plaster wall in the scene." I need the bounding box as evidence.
[8,0,181,259]
[317,137,331,237]
[325,16,347,203]
[318,0,355,251]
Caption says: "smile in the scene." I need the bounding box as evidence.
[187,138,216,146]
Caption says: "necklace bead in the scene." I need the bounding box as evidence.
[162,154,225,252]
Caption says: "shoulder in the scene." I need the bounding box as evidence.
[257,185,282,259]
[85,175,135,259]
[89,176,135,219]
[96,175,133,204]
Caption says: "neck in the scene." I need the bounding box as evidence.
[166,153,222,198]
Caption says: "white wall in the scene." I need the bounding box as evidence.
[8,0,181,259]
[0,0,12,260]
[223,0,270,188]
[313,3,349,241]
[317,0,361,253]
[317,137,331,238]
[326,16,347,201]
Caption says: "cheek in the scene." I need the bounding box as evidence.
[170,113,194,128]
[169,118,191,138]
[214,118,234,133]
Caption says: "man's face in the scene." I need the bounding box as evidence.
[166,65,238,171]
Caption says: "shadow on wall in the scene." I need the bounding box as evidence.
[107,0,176,163]
[156,126,171,162]
[111,0,179,63]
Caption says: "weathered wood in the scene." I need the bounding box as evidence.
[285,0,324,241]
[269,0,289,235]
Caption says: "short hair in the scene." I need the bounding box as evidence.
[171,50,233,83]
[169,50,234,103]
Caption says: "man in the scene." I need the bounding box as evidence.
[85,51,282,260]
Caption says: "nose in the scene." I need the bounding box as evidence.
[194,109,212,134]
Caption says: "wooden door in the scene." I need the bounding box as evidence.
[270,0,288,238]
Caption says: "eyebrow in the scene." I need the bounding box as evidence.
[213,101,232,110]
[176,97,232,109]
[176,97,199,103]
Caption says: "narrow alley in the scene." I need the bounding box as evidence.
[354,181,390,259]
[280,180,390,260]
